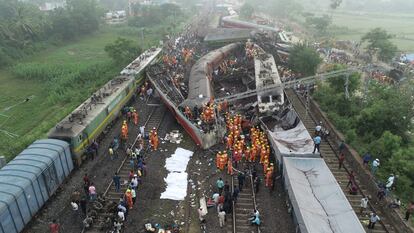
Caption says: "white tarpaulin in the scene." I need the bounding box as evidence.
[266,121,318,166]
[160,148,193,200]
[283,157,365,233]
[270,121,314,155]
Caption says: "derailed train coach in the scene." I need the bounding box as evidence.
[149,43,242,149]
[261,107,365,232]
[0,139,73,233]
[254,46,284,115]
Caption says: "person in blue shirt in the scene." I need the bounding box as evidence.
[363,152,372,168]
[251,215,261,226]
[216,178,224,195]
[313,135,321,154]
[113,172,121,192]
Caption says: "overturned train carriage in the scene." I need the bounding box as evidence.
[181,42,241,108]
[149,43,242,149]
[0,139,73,233]
[221,15,279,34]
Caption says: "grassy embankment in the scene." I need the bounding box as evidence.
[326,10,414,52]
[0,25,166,160]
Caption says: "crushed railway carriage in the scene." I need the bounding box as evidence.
[254,46,284,115]
[48,48,161,165]
[48,76,136,165]
[261,107,318,170]
[149,43,242,149]
[0,139,73,233]
[283,157,365,233]
[204,28,253,47]
[220,15,279,33]
[181,43,241,108]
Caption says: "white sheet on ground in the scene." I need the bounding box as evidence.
[160,147,193,201]
[164,147,193,172]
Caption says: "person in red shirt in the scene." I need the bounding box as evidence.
[338,153,345,169]
[83,174,90,185]
[49,219,60,233]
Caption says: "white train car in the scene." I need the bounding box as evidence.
[254,46,284,115]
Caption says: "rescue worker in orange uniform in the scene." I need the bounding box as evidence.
[125,189,133,209]
[227,156,233,175]
[150,130,159,151]
[121,121,128,141]
[250,145,257,162]
[265,167,273,188]
[219,151,227,171]
[233,150,241,168]
[226,134,233,150]
[263,158,269,174]
[216,151,221,169]
[149,128,154,141]
[132,110,139,126]
[260,145,267,164]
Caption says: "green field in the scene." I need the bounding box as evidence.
[326,11,414,52]
[0,25,163,160]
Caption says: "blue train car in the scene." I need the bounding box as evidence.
[0,139,73,233]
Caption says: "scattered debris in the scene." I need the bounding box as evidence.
[164,130,183,144]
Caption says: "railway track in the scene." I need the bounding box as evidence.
[228,165,261,233]
[285,88,395,233]
[89,99,166,232]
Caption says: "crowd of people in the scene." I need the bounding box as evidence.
[311,119,414,229]
[56,87,164,233]
[198,113,278,229]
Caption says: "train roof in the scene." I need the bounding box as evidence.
[120,47,162,76]
[181,43,241,108]
[48,76,134,138]
[222,15,279,33]
[204,28,253,43]
[254,46,282,90]
[283,157,365,233]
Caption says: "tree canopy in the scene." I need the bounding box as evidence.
[361,28,398,62]
[105,37,142,66]
[0,0,101,67]
[356,83,414,141]
[326,64,360,94]
[305,14,332,35]
[288,43,322,76]
[313,72,414,201]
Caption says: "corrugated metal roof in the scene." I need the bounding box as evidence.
[0,139,71,213]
